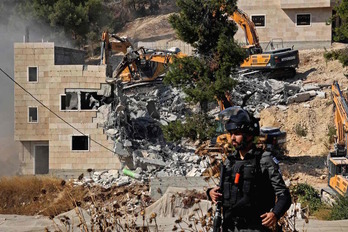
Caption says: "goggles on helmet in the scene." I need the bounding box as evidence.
[218,106,258,135]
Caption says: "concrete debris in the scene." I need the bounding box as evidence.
[287,203,307,219]
[97,84,112,97]
[230,74,328,114]
[114,142,130,157]
[317,91,326,99]
[105,128,118,137]
[302,84,320,92]
[287,92,311,104]
[82,71,330,188]
[74,170,133,189]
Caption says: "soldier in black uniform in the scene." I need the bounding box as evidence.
[208,107,291,232]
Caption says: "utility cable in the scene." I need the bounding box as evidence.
[1,67,225,184]
[0,68,115,154]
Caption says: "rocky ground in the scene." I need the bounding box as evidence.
[261,43,348,190]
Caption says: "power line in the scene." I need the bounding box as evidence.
[0,68,116,154]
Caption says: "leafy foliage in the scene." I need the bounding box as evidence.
[330,195,348,220]
[161,113,216,142]
[30,0,109,46]
[332,0,348,42]
[165,0,245,109]
[327,124,336,144]
[1,0,174,47]
[291,183,323,213]
[124,0,161,17]
[294,123,308,137]
[324,48,348,67]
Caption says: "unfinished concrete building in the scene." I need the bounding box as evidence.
[14,42,121,178]
[235,0,337,49]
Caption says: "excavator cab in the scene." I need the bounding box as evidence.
[244,45,262,56]
[327,157,348,196]
[231,8,299,78]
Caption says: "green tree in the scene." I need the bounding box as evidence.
[333,0,348,42]
[323,1,348,67]
[165,0,245,109]
[330,196,348,220]
[13,0,112,47]
[162,0,245,141]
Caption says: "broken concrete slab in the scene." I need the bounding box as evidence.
[105,128,118,137]
[302,84,320,92]
[123,140,132,147]
[115,176,131,187]
[166,114,177,122]
[0,207,92,232]
[305,90,317,97]
[287,92,311,104]
[137,157,166,167]
[277,105,288,111]
[145,187,212,217]
[114,142,130,157]
[186,167,199,177]
[97,84,112,97]
[317,91,326,99]
[150,176,217,201]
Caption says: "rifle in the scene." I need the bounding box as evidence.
[213,161,225,232]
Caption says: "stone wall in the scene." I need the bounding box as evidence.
[235,0,333,49]
[14,42,121,176]
[280,0,335,9]
[54,46,85,65]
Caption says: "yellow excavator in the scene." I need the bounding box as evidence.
[230,8,299,78]
[101,7,299,83]
[100,31,186,85]
[101,31,133,64]
[321,81,348,201]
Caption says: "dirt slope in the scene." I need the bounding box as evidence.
[261,43,348,188]
[118,13,175,42]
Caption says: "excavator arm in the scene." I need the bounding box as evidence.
[331,81,348,153]
[110,47,187,84]
[321,81,348,199]
[229,8,261,51]
[101,31,133,65]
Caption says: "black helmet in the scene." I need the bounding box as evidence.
[218,107,260,136]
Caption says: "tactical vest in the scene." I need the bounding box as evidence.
[222,150,272,219]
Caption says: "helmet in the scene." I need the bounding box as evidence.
[218,107,260,136]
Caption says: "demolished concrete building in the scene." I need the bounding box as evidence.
[14,43,121,177]
[14,42,329,181]
[13,42,204,180]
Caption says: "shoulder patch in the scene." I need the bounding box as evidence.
[272,156,280,165]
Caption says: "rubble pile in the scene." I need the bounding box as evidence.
[88,71,329,187]
[230,74,328,114]
[92,83,212,186]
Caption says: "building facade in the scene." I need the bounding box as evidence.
[14,42,121,178]
[235,0,337,49]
